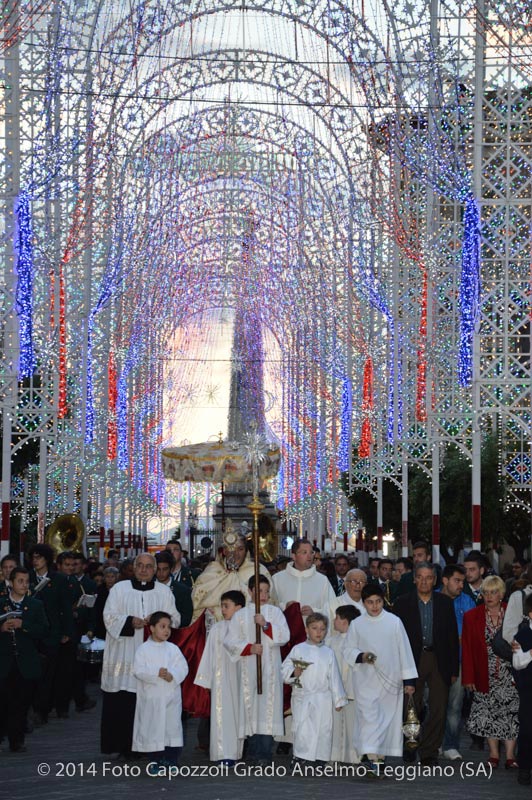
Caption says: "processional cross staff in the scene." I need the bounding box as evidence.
[243,425,270,694]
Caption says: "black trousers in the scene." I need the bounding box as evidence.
[517,684,532,770]
[0,664,35,749]
[414,651,449,760]
[33,645,59,716]
[101,690,136,755]
[55,640,88,711]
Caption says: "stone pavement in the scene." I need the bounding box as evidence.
[2,685,529,800]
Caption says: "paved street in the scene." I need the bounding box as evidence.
[2,685,529,800]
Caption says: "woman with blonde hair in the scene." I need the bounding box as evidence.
[462,575,519,768]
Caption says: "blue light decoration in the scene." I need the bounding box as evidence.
[276,456,285,510]
[117,330,142,472]
[85,209,135,445]
[338,376,352,471]
[14,191,36,379]
[458,194,481,387]
[357,244,403,443]
[505,454,532,485]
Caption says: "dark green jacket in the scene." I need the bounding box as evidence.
[68,575,97,637]
[29,570,75,646]
[166,581,193,627]
[0,594,49,679]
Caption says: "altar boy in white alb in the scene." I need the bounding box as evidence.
[343,584,417,774]
[132,611,189,767]
[194,590,246,765]
[329,605,360,764]
[224,575,289,765]
[282,612,348,764]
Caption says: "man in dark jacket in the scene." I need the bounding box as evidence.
[394,562,459,766]
[28,544,75,724]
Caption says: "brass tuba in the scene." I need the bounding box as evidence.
[45,513,85,556]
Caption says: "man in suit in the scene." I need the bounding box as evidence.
[462,550,488,605]
[394,562,459,766]
[165,540,193,588]
[156,551,193,626]
[334,554,350,596]
[376,558,396,609]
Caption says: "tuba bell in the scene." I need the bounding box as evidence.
[45,513,85,556]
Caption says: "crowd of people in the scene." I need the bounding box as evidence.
[1,536,532,785]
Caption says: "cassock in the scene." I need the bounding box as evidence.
[224,604,289,737]
[329,633,359,764]
[282,641,347,762]
[191,555,276,622]
[194,619,243,761]
[273,563,337,622]
[132,639,188,752]
[343,610,417,757]
[101,578,180,755]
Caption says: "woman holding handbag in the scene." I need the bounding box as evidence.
[462,575,519,769]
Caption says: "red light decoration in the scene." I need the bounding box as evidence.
[359,356,373,458]
[107,352,117,460]
[416,268,428,422]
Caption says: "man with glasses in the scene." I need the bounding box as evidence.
[331,568,367,615]
[394,563,459,767]
[100,553,180,758]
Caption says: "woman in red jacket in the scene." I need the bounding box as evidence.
[462,575,519,768]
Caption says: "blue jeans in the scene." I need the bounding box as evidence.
[247,734,273,761]
[443,669,463,750]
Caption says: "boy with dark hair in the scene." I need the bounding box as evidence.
[195,590,246,765]
[0,567,49,751]
[344,584,417,775]
[132,610,188,770]
[225,575,289,765]
[330,605,361,764]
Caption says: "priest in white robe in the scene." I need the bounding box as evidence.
[101,554,180,756]
[272,539,336,622]
[282,612,348,763]
[194,590,245,763]
[224,576,289,763]
[191,531,275,623]
[343,584,417,763]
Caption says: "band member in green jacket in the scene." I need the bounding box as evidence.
[0,567,49,751]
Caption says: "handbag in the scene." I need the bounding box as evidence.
[490,628,513,662]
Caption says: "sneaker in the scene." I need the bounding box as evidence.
[443,749,463,761]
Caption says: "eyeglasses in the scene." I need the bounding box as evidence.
[481,589,501,596]
[346,579,366,585]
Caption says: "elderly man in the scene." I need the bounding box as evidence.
[331,568,367,615]
[272,538,336,622]
[394,562,459,766]
[191,529,274,622]
[100,553,180,758]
